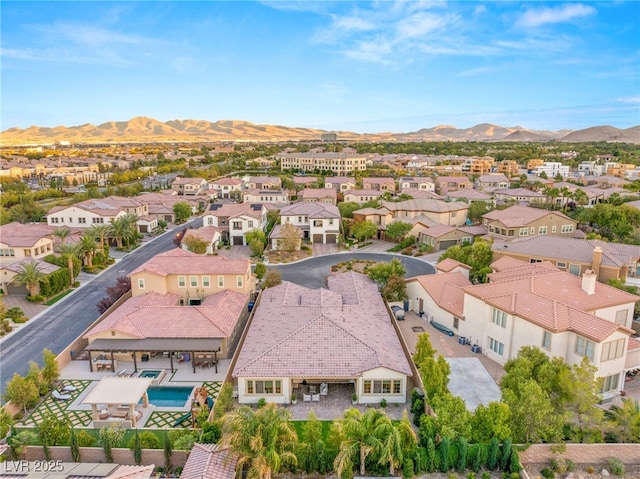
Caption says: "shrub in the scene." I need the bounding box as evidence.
[128,431,161,449]
[5,307,26,321]
[27,295,45,303]
[585,466,595,474]
[608,458,625,476]
[540,468,554,479]
[482,472,491,479]
[12,316,27,324]
[380,398,387,408]
[257,398,266,408]
[76,430,95,447]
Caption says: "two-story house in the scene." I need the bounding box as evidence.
[242,189,289,205]
[482,205,578,241]
[301,188,337,205]
[47,198,129,228]
[475,174,510,192]
[362,177,396,192]
[278,202,341,244]
[209,178,244,199]
[324,177,356,192]
[246,176,282,190]
[171,177,209,195]
[493,188,547,206]
[434,176,473,194]
[203,203,267,246]
[399,177,435,192]
[343,189,385,205]
[0,222,55,265]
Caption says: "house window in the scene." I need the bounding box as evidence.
[552,225,556,233]
[78,217,86,224]
[207,218,214,225]
[462,236,472,244]
[248,220,254,228]
[24,249,31,257]
[451,211,457,218]
[530,227,535,234]
[601,338,625,361]
[329,219,334,225]
[246,380,281,395]
[0,249,15,257]
[491,308,507,328]
[92,218,104,224]
[218,276,224,287]
[542,331,551,350]
[363,380,402,395]
[202,276,210,288]
[453,317,459,329]
[599,373,620,394]
[489,337,505,355]
[190,276,198,288]
[530,258,542,263]
[69,218,73,223]
[561,224,574,233]
[232,221,242,230]
[51,217,59,223]
[556,262,567,268]
[568,264,581,276]
[615,309,628,326]
[178,276,186,288]
[538,226,548,235]
[237,276,243,288]
[519,228,528,236]
[138,279,145,289]
[508,229,515,237]
[575,336,595,361]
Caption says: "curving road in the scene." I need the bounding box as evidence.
[272,253,435,289]
[0,217,202,399]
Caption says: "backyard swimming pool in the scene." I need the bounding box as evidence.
[142,386,194,408]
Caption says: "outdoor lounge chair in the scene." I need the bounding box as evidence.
[62,385,78,392]
[311,394,320,402]
[52,390,72,400]
[303,394,312,402]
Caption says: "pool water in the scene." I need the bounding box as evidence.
[142,386,194,408]
[139,370,162,378]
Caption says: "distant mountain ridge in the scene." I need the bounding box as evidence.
[2,116,639,144]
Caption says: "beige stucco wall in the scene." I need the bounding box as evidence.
[47,206,125,228]
[593,303,635,328]
[237,377,289,405]
[406,281,460,332]
[357,367,408,404]
[130,270,254,297]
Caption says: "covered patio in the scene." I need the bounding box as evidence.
[82,377,153,428]
[85,338,222,374]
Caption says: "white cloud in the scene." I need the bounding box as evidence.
[517,3,596,28]
[332,15,375,32]
[395,11,453,40]
[616,96,640,104]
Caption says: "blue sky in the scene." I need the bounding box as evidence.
[2,1,639,132]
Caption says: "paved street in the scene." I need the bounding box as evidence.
[272,252,435,289]
[0,217,202,399]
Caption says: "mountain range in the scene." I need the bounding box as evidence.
[2,117,639,144]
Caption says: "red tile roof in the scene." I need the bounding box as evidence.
[129,248,250,276]
[233,272,412,379]
[181,444,238,479]
[409,272,471,317]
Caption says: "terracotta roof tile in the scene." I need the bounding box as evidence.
[129,248,249,276]
[181,444,238,479]
[409,272,471,316]
[482,205,572,227]
[436,258,471,272]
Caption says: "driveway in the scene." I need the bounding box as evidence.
[272,252,435,289]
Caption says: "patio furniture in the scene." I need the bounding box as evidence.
[62,385,78,392]
[53,390,72,401]
[303,394,312,402]
[320,383,328,396]
[99,409,109,420]
[311,394,320,402]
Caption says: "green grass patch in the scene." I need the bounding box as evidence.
[291,420,333,441]
[45,289,75,305]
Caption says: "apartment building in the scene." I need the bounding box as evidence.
[278,151,369,175]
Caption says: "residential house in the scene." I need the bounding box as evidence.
[434,176,473,194]
[399,177,435,192]
[246,176,282,190]
[379,199,469,227]
[343,189,385,205]
[445,189,493,205]
[497,160,519,176]
[301,188,338,205]
[181,444,237,479]
[1,258,60,295]
[47,198,129,228]
[588,176,632,189]
[534,162,569,179]
[435,258,472,279]
[136,192,202,224]
[461,157,494,175]
[408,258,638,397]
[402,189,444,200]
[181,227,223,255]
[578,161,605,177]
[203,203,267,246]
[0,222,55,265]
[242,189,289,205]
[129,247,255,298]
[493,188,547,206]
[482,205,578,241]
[277,151,369,175]
[527,159,544,171]
[475,174,510,192]
[269,223,303,251]
[292,176,319,188]
[363,177,397,192]
[209,178,243,199]
[278,202,341,244]
[418,225,487,251]
[171,177,209,195]
[491,236,640,283]
[232,272,413,405]
[324,177,356,191]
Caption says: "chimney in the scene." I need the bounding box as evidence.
[591,246,603,278]
[581,270,597,295]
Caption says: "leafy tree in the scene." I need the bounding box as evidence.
[381,273,407,302]
[378,410,417,476]
[26,361,47,395]
[563,357,604,442]
[604,399,640,443]
[246,229,267,256]
[57,242,81,285]
[11,261,46,297]
[70,426,81,462]
[431,392,471,440]
[263,270,282,289]
[3,373,40,414]
[9,200,46,223]
[88,224,111,252]
[280,223,301,251]
[37,412,71,448]
[351,220,378,242]
[183,234,209,254]
[503,379,561,443]
[438,239,493,283]
[99,423,125,463]
[163,431,173,471]
[470,401,512,442]
[298,411,329,473]
[128,430,160,451]
[52,227,72,245]
[221,403,298,479]
[338,202,362,219]
[413,333,450,402]
[173,202,192,224]
[254,262,267,281]
[0,407,14,439]
[366,258,406,290]
[468,201,491,223]
[97,276,131,314]
[385,221,413,242]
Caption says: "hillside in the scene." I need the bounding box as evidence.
[1,117,639,144]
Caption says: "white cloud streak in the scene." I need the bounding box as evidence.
[517,3,597,28]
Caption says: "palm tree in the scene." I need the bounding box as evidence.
[12,261,47,297]
[378,410,417,475]
[78,233,98,268]
[88,224,110,253]
[52,227,71,251]
[574,189,589,207]
[57,242,80,285]
[545,187,560,210]
[220,403,298,479]
[333,408,389,477]
[108,214,138,249]
[604,398,640,442]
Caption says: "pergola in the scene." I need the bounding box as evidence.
[82,377,153,428]
[85,338,222,373]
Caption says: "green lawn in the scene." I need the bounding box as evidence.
[291,420,333,441]
[45,289,75,305]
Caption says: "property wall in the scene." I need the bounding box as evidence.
[518,443,640,466]
[25,445,188,467]
[406,282,459,332]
